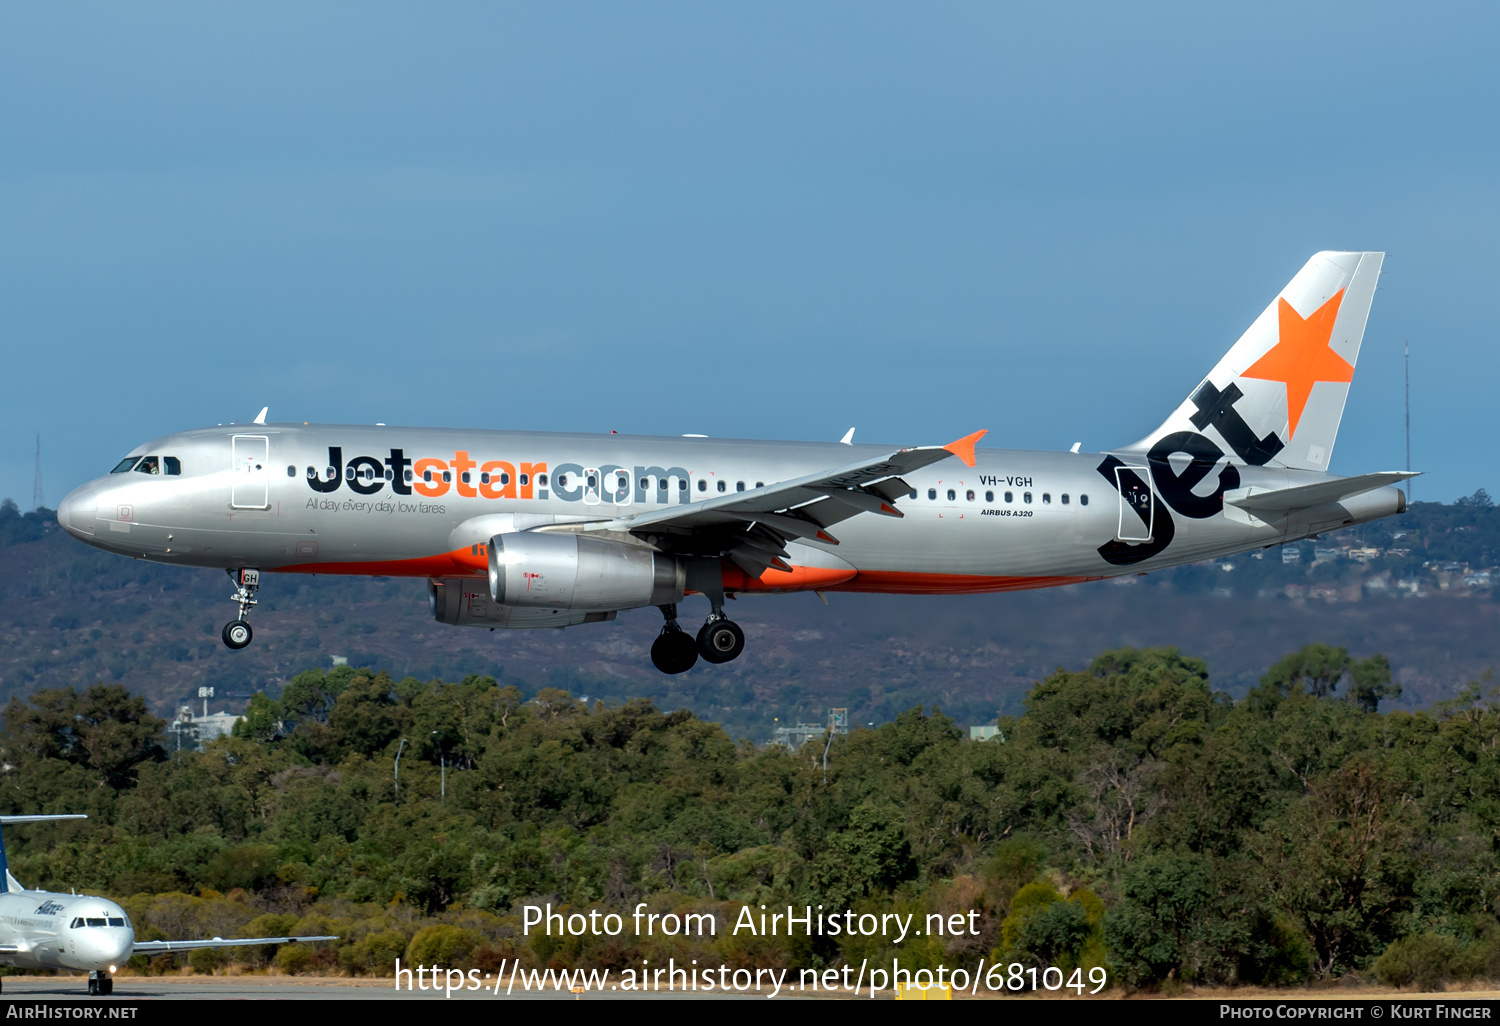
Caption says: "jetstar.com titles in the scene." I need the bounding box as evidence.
[300,446,693,505]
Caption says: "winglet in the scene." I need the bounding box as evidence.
[840,428,856,445]
[943,429,988,468]
[253,407,268,425]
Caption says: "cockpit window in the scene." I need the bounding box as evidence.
[108,917,125,927]
[163,456,181,476]
[111,458,139,474]
[134,456,161,475]
[70,917,84,929]
[86,917,107,927]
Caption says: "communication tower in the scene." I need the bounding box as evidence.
[32,435,43,511]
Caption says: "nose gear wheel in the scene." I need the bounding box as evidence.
[221,568,261,650]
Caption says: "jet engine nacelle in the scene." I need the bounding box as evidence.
[429,577,618,629]
[488,531,685,612]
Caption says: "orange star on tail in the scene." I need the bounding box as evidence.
[1240,289,1351,439]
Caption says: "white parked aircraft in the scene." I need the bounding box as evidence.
[0,816,335,995]
[57,251,1412,674]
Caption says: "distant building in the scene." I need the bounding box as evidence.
[969,726,1002,742]
[1282,548,1302,565]
[770,708,847,750]
[169,706,245,752]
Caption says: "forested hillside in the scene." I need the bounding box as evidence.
[1,648,1496,990]
[1,493,1498,740]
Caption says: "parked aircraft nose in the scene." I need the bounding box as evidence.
[85,929,132,969]
[57,484,98,539]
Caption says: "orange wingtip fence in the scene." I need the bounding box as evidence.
[943,429,989,468]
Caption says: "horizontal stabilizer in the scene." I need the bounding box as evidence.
[1225,471,1416,515]
[133,935,338,954]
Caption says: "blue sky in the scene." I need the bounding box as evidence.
[3,3,1496,505]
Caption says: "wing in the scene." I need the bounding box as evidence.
[587,430,986,578]
[132,934,338,953]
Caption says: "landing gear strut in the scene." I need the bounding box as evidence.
[690,562,744,664]
[87,970,113,995]
[650,604,699,674]
[221,567,260,650]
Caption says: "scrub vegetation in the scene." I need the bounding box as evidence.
[1,645,1498,992]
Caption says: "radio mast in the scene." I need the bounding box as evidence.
[32,435,44,511]
[1404,341,1411,503]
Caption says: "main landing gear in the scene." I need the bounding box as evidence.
[651,604,699,674]
[221,567,260,650]
[650,603,746,675]
[87,970,113,995]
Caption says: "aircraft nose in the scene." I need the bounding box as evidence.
[57,484,98,539]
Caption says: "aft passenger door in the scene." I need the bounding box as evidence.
[1114,464,1153,541]
[231,435,270,509]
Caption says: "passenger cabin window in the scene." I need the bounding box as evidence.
[1061,493,1070,505]
[946,489,956,501]
[927,488,936,500]
[717,481,726,492]
[404,469,414,483]
[442,471,451,483]
[1024,491,1032,504]
[1004,491,1013,503]
[755,481,764,488]
[966,490,975,502]
[537,474,548,486]
[697,479,707,491]
[286,465,296,477]
[134,456,161,475]
[1080,494,1089,506]
[985,490,994,502]
[557,474,569,487]
[520,473,530,486]
[736,481,745,492]
[110,457,139,474]
[908,490,917,499]
[480,472,490,484]
[1042,493,1051,504]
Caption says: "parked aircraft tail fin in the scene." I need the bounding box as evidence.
[0,815,88,893]
[1127,251,1385,471]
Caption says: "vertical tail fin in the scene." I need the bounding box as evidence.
[1127,251,1385,471]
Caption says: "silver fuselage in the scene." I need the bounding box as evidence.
[0,889,132,972]
[56,424,1403,596]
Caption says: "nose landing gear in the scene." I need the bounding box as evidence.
[87,970,113,995]
[221,568,260,650]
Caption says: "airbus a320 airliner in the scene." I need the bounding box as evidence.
[58,252,1410,674]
